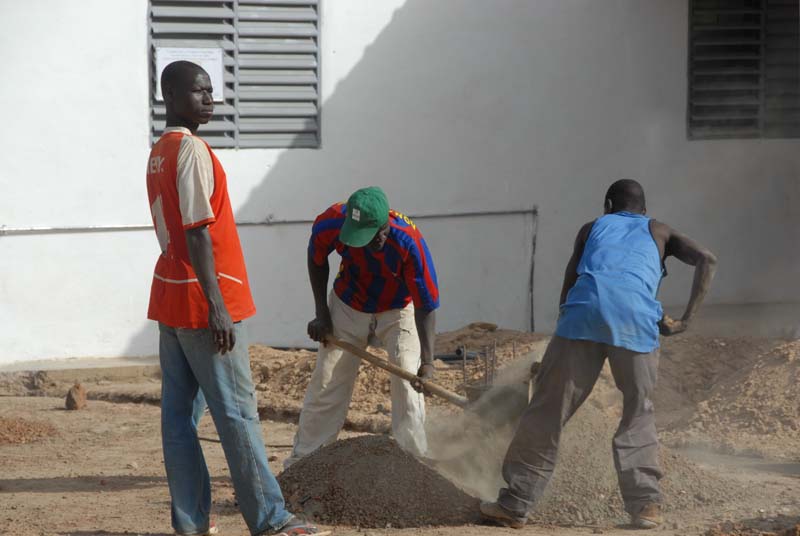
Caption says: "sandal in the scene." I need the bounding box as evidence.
[272,515,331,536]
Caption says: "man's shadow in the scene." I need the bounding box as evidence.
[64,532,171,536]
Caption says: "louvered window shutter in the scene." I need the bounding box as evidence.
[149,0,320,149]
[763,0,800,137]
[688,0,799,139]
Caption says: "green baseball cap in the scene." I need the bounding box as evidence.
[340,187,390,247]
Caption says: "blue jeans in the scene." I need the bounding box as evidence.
[192,390,207,429]
[159,322,293,535]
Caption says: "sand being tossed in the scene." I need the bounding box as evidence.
[527,402,752,526]
[277,435,480,528]
[427,361,753,527]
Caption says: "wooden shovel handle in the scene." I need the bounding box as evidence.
[326,336,470,408]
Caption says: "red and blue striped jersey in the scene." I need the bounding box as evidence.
[309,203,440,313]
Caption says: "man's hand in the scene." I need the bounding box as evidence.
[659,314,688,336]
[413,308,436,394]
[307,253,333,345]
[209,303,235,354]
[654,223,717,332]
[307,312,333,344]
[411,363,435,394]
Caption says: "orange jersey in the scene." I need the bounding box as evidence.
[146,127,256,328]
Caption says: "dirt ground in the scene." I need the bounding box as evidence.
[1,325,798,536]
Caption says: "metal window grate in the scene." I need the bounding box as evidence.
[149,0,320,149]
[688,0,799,139]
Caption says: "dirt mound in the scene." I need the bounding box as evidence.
[250,346,394,431]
[277,435,480,528]
[655,335,774,426]
[0,370,53,396]
[434,322,546,360]
[0,417,56,444]
[662,339,800,459]
[706,517,800,536]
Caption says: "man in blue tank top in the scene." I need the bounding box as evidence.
[481,180,717,530]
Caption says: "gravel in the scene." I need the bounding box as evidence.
[277,435,480,528]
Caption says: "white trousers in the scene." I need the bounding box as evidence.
[285,292,427,468]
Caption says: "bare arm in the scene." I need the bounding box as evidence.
[185,225,234,353]
[560,221,594,306]
[659,226,718,335]
[415,308,436,367]
[410,308,437,393]
[307,253,333,343]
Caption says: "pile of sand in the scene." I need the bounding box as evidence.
[0,417,56,445]
[277,435,479,528]
[434,322,546,362]
[249,346,395,431]
[251,346,392,414]
[661,340,800,459]
[706,517,800,536]
[655,335,773,426]
[0,371,53,397]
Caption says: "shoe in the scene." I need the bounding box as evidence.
[479,501,526,529]
[631,503,663,529]
[269,515,332,536]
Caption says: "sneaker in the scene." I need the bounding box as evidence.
[269,515,332,536]
[631,503,663,529]
[479,501,527,529]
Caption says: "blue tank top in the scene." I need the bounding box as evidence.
[555,212,663,353]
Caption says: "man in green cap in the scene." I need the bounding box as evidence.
[284,187,441,467]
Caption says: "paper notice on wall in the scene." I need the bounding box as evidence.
[155,47,225,102]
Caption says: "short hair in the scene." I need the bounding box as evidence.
[160,60,208,99]
[605,179,646,213]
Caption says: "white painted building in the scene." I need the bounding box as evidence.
[1,0,798,365]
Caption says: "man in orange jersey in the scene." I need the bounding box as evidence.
[146,61,325,536]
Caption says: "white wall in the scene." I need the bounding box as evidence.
[1,0,797,364]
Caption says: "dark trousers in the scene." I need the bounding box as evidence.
[499,336,662,517]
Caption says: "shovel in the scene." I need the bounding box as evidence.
[326,336,470,408]
[326,336,536,426]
